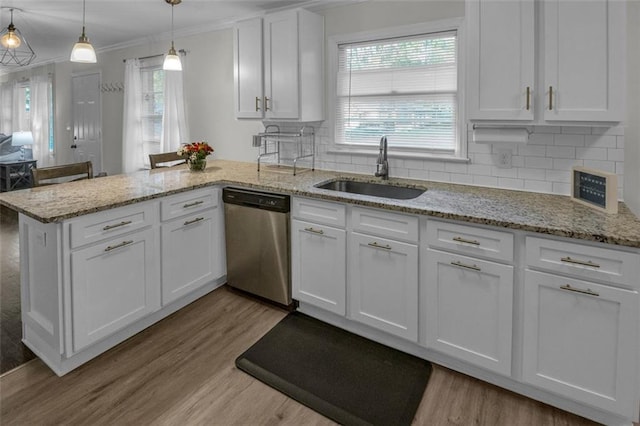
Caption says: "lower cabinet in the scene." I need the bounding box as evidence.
[291,219,346,315]
[423,249,513,376]
[522,270,638,416]
[349,232,418,341]
[161,209,222,305]
[70,227,160,352]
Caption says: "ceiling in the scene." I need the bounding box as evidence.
[0,0,340,70]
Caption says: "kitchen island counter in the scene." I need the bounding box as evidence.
[1,159,639,248]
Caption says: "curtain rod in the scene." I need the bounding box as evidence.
[123,49,187,63]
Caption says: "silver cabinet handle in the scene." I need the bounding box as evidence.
[184,217,204,226]
[560,256,600,268]
[103,220,132,231]
[450,260,481,272]
[560,284,600,297]
[548,86,553,111]
[255,96,261,112]
[264,96,271,111]
[183,200,204,208]
[368,242,391,250]
[452,236,480,246]
[104,240,134,252]
[304,227,324,235]
[525,86,531,110]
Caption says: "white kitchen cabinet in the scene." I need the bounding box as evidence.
[467,0,535,120]
[349,232,418,341]
[233,9,324,121]
[291,219,346,315]
[423,249,513,376]
[70,227,160,352]
[467,0,625,123]
[522,270,638,416]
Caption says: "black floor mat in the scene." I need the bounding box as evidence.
[235,312,432,426]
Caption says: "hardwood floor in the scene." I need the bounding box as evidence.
[0,205,35,374]
[0,285,599,426]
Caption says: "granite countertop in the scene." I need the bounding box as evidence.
[1,159,640,248]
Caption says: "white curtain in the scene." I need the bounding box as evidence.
[161,70,189,153]
[11,80,21,132]
[0,82,13,134]
[122,59,144,173]
[30,74,53,167]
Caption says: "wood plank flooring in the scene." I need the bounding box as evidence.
[0,285,600,426]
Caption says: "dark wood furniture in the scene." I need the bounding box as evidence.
[0,160,37,192]
[149,152,185,169]
[31,161,93,187]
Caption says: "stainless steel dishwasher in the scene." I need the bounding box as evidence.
[223,187,291,306]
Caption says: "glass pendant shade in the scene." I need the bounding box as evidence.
[0,9,36,66]
[70,31,97,63]
[163,45,182,71]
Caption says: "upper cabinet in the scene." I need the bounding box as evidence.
[233,9,324,121]
[467,0,626,123]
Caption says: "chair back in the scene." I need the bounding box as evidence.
[32,161,94,187]
[149,152,185,169]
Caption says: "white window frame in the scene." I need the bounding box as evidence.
[139,57,165,167]
[327,18,467,162]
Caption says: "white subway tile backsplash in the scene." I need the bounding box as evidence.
[554,134,585,147]
[312,121,623,199]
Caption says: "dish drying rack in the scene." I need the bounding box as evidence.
[254,125,315,176]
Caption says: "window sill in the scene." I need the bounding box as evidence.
[326,147,470,163]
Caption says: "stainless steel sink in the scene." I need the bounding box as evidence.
[315,179,426,200]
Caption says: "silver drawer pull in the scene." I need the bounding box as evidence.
[104,240,134,252]
[452,236,480,246]
[450,261,481,272]
[368,242,392,250]
[103,220,132,231]
[183,200,204,208]
[184,217,204,226]
[304,227,324,235]
[560,284,600,297]
[560,256,600,268]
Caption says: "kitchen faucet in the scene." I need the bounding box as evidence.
[374,136,389,180]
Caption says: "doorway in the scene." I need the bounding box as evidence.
[71,72,102,174]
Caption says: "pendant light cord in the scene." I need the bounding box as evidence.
[82,0,87,37]
[171,3,175,49]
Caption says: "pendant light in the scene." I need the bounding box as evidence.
[70,0,97,63]
[0,8,36,66]
[163,0,182,71]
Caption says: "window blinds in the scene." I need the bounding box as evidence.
[336,31,458,152]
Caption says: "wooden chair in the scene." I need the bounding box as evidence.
[31,161,93,187]
[149,152,185,169]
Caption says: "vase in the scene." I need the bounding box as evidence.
[188,159,207,172]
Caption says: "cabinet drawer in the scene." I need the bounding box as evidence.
[352,207,418,243]
[426,219,514,263]
[68,202,157,249]
[526,236,640,289]
[161,188,219,221]
[292,197,346,228]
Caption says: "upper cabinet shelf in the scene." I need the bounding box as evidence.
[466,0,626,124]
[233,9,325,122]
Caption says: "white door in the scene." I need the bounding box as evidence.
[291,219,346,315]
[72,72,102,173]
[543,0,625,121]
[348,232,418,341]
[423,249,514,376]
[467,0,535,120]
[233,18,264,118]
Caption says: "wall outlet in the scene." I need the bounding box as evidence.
[495,148,512,169]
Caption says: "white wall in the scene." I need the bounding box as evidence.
[625,1,640,215]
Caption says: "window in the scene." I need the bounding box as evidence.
[140,59,165,165]
[334,24,461,156]
[16,80,54,153]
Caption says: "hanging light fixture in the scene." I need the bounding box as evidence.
[70,0,97,63]
[163,0,182,71]
[0,8,36,66]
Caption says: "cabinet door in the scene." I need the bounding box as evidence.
[467,0,535,120]
[423,249,513,376]
[543,0,625,121]
[523,270,638,416]
[233,18,264,118]
[161,209,221,306]
[70,228,160,352]
[349,232,418,341]
[292,220,346,315]
[264,10,299,119]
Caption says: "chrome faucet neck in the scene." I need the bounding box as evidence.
[375,135,389,180]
